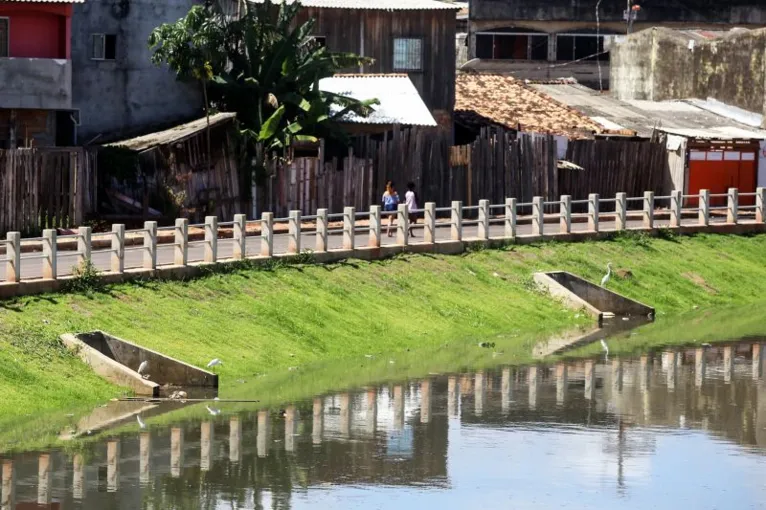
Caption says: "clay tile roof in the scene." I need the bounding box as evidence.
[455,73,605,139]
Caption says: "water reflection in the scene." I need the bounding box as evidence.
[3,340,766,509]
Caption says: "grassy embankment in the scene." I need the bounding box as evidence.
[2,232,766,451]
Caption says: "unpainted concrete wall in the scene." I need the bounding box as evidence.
[0,58,72,110]
[71,0,202,143]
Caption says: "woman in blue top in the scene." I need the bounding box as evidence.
[382,180,400,237]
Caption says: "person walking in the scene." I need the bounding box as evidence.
[405,182,419,237]
[382,180,400,237]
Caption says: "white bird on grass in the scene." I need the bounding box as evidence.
[600,262,613,288]
[206,406,221,416]
[137,415,146,429]
[207,359,223,369]
[137,361,148,375]
[600,339,609,360]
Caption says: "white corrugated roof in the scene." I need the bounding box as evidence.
[319,74,437,127]
[248,0,459,9]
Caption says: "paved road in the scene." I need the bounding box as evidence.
[0,214,735,282]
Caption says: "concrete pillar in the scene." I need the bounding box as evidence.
[501,367,512,415]
[393,385,405,430]
[615,192,627,230]
[753,343,762,380]
[474,371,485,416]
[670,190,682,227]
[424,202,436,244]
[339,393,351,438]
[727,188,739,224]
[612,359,623,393]
[699,189,710,226]
[230,416,242,462]
[556,363,568,405]
[140,431,152,485]
[451,201,463,241]
[170,427,183,478]
[448,376,459,417]
[366,389,377,433]
[143,221,157,270]
[261,212,274,257]
[316,208,328,252]
[5,232,20,283]
[584,360,595,400]
[342,206,355,250]
[666,351,677,391]
[560,195,571,234]
[73,453,85,500]
[643,191,654,228]
[695,348,706,388]
[532,196,544,236]
[528,366,539,410]
[204,216,218,262]
[756,187,765,224]
[111,224,125,274]
[1,460,14,510]
[505,197,517,238]
[396,203,408,246]
[78,226,92,265]
[233,214,247,260]
[284,406,297,453]
[257,410,271,458]
[312,397,324,445]
[106,440,119,493]
[42,229,57,279]
[200,422,213,471]
[37,454,51,504]
[724,345,734,383]
[174,218,188,266]
[588,193,600,232]
[420,380,431,424]
[288,210,301,254]
[478,199,490,240]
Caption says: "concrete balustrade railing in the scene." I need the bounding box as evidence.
[1,187,765,298]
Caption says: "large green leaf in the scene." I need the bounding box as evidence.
[258,105,286,140]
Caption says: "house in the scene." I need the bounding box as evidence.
[464,0,766,89]
[0,0,79,147]
[287,0,459,129]
[69,0,204,144]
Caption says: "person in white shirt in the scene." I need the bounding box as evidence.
[405,182,419,237]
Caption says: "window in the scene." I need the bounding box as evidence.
[393,38,423,71]
[475,31,549,61]
[0,18,8,58]
[92,34,117,60]
[556,33,609,62]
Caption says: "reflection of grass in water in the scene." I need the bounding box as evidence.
[4,233,766,452]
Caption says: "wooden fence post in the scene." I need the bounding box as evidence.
[698,189,710,226]
[396,204,408,246]
[343,207,355,250]
[505,198,516,239]
[424,202,436,244]
[316,209,328,252]
[204,216,218,263]
[643,191,654,229]
[42,229,57,280]
[451,201,463,241]
[560,195,571,234]
[727,188,739,224]
[5,232,20,283]
[143,221,157,270]
[261,212,274,257]
[615,192,627,230]
[111,224,125,274]
[288,210,301,254]
[233,214,246,260]
[175,218,188,266]
[588,193,600,232]
[532,196,544,236]
[77,226,91,266]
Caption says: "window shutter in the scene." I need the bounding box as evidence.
[92,34,105,59]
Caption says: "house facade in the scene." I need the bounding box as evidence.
[465,0,766,89]
[292,0,458,128]
[0,0,78,147]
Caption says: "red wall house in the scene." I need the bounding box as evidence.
[0,2,72,59]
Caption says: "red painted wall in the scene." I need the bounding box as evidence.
[0,3,72,59]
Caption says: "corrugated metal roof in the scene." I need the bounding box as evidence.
[319,74,437,127]
[106,113,237,151]
[248,0,459,9]
[531,83,766,140]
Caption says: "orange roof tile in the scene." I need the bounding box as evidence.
[455,73,604,139]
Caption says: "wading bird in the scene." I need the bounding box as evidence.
[600,262,613,288]
[137,361,148,375]
[600,339,609,360]
[137,415,146,429]
[206,406,221,416]
[207,359,222,369]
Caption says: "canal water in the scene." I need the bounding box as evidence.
[2,339,766,509]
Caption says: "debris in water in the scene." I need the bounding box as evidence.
[206,406,221,416]
[701,343,712,348]
[169,391,188,400]
[622,317,630,321]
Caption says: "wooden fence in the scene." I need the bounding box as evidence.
[0,148,96,235]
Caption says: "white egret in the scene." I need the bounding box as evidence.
[207,359,223,369]
[206,406,221,416]
[137,415,146,429]
[600,262,613,288]
[137,361,148,375]
[600,339,609,359]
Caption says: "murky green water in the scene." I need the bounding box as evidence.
[3,337,766,509]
